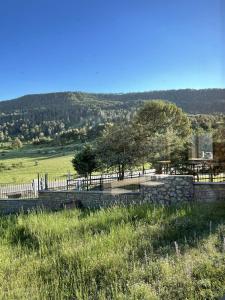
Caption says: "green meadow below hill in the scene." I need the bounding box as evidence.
[0,202,225,299]
[0,144,77,183]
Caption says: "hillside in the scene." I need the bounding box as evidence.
[0,202,225,299]
[0,88,225,141]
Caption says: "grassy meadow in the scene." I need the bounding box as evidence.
[0,144,77,183]
[0,202,225,299]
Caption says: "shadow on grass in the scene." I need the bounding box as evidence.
[133,201,225,259]
[9,225,40,250]
[1,201,225,255]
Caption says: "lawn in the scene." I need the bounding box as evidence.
[0,202,225,299]
[0,144,77,183]
[0,144,152,184]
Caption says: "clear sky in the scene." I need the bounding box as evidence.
[0,0,224,100]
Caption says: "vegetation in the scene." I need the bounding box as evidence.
[95,101,191,178]
[11,137,23,149]
[0,99,224,184]
[0,202,225,299]
[134,100,191,163]
[96,122,140,179]
[0,89,225,142]
[0,144,77,183]
[72,144,98,181]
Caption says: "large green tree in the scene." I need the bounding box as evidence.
[134,100,192,164]
[97,101,192,177]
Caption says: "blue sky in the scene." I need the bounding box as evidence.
[0,0,224,100]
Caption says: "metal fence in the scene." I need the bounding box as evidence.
[47,169,155,192]
[0,182,38,199]
[0,169,155,200]
[161,163,225,183]
[2,163,225,200]
[192,166,225,183]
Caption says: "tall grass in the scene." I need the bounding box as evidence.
[0,202,225,299]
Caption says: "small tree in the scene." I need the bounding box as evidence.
[11,137,23,149]
[97,123,142,179]
[72,144,98,188]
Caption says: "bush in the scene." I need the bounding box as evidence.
[11,138,23,149]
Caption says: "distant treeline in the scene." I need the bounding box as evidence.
[0,89,225,142]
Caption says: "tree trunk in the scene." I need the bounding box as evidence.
[142,164,145,175]
[86,174,89,191]
[121,164,125,180]
[118,165,121,180]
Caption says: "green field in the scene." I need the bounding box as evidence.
[0,144,78,183]
[0,202,225,299]
[0,144,151,184]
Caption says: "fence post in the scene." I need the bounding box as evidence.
[210,167,213,182]
[100,176,103,191]
[85,177,89,191]
[45,173,48,190]
[37,173,40,191]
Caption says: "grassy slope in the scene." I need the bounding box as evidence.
[0,202,225,299]
[0,144,76,183]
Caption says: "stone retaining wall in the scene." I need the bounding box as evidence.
[141,175,194,205]
[0,197,73,215]
[39,190,142,209]
[39,175,194,208]
[1,175,225,215]
[194,182,225,202]
[0,190,142,214]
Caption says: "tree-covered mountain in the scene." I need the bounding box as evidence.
[0,88,225,142]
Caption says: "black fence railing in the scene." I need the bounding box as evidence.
[0,169,155,200]
[46,169,155,192]
[2,162,225,200]
[161,163,225,183]
[3,163,225,200]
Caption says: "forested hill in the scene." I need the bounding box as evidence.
[0,88,225,141]
[1,88,225,115]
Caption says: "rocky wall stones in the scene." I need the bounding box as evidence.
[140,175,194,205]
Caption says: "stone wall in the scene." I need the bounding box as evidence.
[140,175,194,205]
[0,190,142,214]
[39,175,194,209]
[194,182,225,202]
[0,197,73,215]
[2,175,225,215]
[39,190,142,209]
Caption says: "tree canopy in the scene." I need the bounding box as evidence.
[72,144,98,179]
[96,101,192,176]
[134,100,192,163]
[0,89,225,142]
